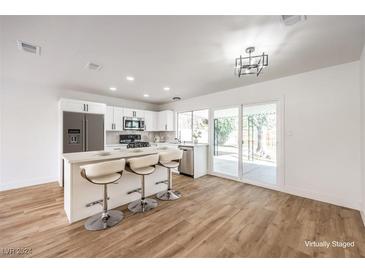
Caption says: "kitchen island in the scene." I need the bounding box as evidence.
[62,147,173,223]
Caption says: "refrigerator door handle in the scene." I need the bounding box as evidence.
[85,118,89,151]
[82,118,86,151]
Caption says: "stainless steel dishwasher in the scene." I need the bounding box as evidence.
[178,146,194,176]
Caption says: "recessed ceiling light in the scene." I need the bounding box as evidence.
[85,62,102,71]
[17,40,41,55]
[281,15,307,26]
[143,94,150,98]
[109,87,117,91]
[163,87,170,91]
[126,76,135,81]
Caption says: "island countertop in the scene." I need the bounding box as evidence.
[62,147,173,164]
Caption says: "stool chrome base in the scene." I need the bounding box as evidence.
[84,210,124,231]
[128,198,158,213]
[156,190,181,201]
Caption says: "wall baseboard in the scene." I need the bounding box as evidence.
[283,185,361,211]
[0,176,59,191]
[208,171,361,211]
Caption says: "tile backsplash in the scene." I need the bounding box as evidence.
[106,131,176,144]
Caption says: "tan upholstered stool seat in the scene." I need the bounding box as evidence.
[81,159,125,181]
[159,149,183,165]
[127,154,159,213]
[156,149,183,201]
[89,173,121,184]
[128,154,159,174]
[131,166,155,175]
[80,159,125,230]
[161,161,180,168]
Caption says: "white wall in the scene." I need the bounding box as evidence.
[161,61,362,210]
[0,78,158,191]
[360,45,365,221]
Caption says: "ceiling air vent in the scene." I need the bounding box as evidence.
[281,15,307,26]
[85,62,103,71]
[17,40,41,55]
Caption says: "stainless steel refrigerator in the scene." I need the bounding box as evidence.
[63,112,104,153]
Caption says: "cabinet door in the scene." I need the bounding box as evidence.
[165,110,175,131]
[123,108,144,118]
[113,107,124,131]
[105,106,114,131]
[157,111,167,131]
[123,108,134,117]
[145,111,157,131]
[86,102,106,114]
[60,100,86,113]
[135,109,145,118]
[157,110,174,131]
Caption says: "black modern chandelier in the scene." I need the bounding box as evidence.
[234,47,268,77]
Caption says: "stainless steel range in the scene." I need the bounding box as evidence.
[119,134,150,149]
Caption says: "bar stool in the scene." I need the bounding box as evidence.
[156,149,183,201]
[127,154,159,213]
[80,159,125,231]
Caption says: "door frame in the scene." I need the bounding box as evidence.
[208,98,285,190]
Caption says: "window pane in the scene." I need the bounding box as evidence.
[177,112,192,142]
[193,109,209,143]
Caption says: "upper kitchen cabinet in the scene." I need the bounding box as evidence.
[123,108,145,118]
[144,110,157,131]
[105,106,124,131]
[157,110,175,131]
[59,99,106,114]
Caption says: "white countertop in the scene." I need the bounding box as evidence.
[104,143,127,147]
[63,147,175,164]
[104,142,208,147]
[177,143,209,147]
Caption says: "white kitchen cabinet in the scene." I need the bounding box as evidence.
[105,106,124,131]
[144,110,157,131]
[157,110,174,131]
[113,107,124,130]
[87,102,107,114]
[59,99,106,114]
[123,108,144,118]
[105,106,114,131]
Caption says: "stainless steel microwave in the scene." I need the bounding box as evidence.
[123,117,145,130]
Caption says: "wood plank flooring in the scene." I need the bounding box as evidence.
[1,174,365,258]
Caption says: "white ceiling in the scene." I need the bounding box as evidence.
[1,16,364,104]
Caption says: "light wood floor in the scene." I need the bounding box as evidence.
[1,174,365,258]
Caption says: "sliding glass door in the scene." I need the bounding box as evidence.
[242,102,278,185]
[212,107,239,177]
[210,101,280,186]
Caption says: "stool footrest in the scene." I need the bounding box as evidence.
[85,197,110,207]
[127,188,142,195]
[155,180,168,185]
